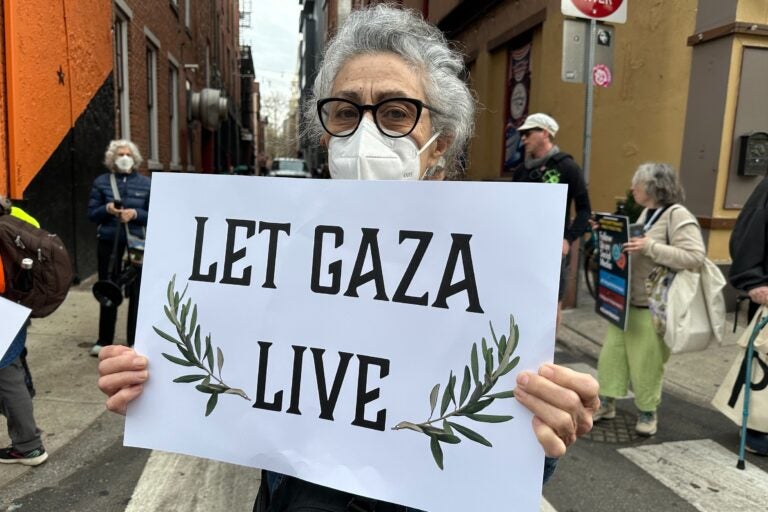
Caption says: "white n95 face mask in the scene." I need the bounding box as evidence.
[115,155,134,173]
[328,117,440,180]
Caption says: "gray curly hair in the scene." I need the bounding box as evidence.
[632,162,685,206]
[304,4,476,179]
[103,139,143,171]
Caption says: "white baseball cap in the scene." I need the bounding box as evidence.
[519,113,559,137]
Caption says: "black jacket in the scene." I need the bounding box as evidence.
[512,152,592,243]
[729,176,768,292]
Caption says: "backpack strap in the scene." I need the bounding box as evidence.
[548,152,573,165]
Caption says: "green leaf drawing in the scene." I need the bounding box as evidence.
[447,422,492,447]
[153,275,251,417]
[393,315,521,470]
[430,436,444,470]
[429,383,440,418]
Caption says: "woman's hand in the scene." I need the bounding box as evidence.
[748,286,768,305]
[97,345,148,415]
[119,208,138,223]
[106,202,121,216]
[514,364,600,457]
[623,236,648,254]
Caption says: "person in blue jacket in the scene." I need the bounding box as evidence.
[87,140,151,357]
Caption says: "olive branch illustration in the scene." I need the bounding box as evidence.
[393,315,520,470]
[152,275,250,417]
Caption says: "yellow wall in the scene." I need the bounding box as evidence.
[737,0,768,23]
[462,0,698,215]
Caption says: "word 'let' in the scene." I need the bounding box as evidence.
[188,217,484,313]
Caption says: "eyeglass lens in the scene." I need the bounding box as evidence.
[320,99,420,137]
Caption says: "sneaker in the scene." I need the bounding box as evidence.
[593,398,616,421]
[636,411,658,436]
[0,446,48,466]
[89,344,103,357]
[745,431,768,456]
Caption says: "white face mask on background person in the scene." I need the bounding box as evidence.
[328,117,441,180]
[115,155,135,173]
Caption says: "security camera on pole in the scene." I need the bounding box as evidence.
[561,0,627,184]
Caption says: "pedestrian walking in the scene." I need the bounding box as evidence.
[594,163,706,436]
[87,140,151,357]
[97,5,601,511]
[725,173,768,456]
[512,113,592,329]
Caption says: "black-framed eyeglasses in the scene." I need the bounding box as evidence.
[317,97,442,138]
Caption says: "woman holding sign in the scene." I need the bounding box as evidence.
[593,163,705,436]
[98,5,599,510]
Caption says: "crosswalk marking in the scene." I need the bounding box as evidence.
[125,451,261,511]
[540,497,557,511]
[618,439,768,512]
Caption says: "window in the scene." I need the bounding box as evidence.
[184,0,191,28]
[169,63,180,166]
[146,44,159,162]
[113,11,130,138]
[205,44,211,88]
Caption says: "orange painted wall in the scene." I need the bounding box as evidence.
[3,0,112,199]
[0,4,8,197]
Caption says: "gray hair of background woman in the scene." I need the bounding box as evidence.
[631,162,685,206]
[103,139,143,171]
[305,4,476,179]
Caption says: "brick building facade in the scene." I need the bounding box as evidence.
[113,0,243,174]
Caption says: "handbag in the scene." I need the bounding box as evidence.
[646,264,675,337]
[712,306,768,431]
[645,206,726,353]
[109,174,145,266]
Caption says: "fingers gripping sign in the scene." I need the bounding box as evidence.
[514,364,599,457]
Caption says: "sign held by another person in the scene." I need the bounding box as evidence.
[595,213,631,330]
[0,297,30,360]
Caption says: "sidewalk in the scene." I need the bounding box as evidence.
[0,276,120,489]
[558,285,746,408]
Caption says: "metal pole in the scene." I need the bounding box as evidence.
[582,19,597,185]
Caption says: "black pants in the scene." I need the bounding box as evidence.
[96,238,141,347]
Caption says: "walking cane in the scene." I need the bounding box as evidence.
[737,312,768,469]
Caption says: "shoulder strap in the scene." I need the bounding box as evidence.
[665,204,699,244]
[109,173,121,202]
[548,152,573,164]
[108,173,132,241]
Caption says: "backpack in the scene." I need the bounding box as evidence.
[0,214,73,317]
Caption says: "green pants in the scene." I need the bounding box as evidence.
[597,307,670,412]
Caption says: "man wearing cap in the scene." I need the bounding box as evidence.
[513,113,592,326]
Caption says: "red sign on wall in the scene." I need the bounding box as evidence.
[562,0,627,24]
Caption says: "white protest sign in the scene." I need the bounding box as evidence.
[125,174,566,511]
[0,296,31,360]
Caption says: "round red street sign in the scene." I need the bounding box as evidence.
[593,64,612,87]
[571,0,624,19]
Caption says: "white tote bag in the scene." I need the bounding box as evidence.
[663,259,726,354]
[712,306,768,431]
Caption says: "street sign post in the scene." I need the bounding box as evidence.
[561,0,627,184]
